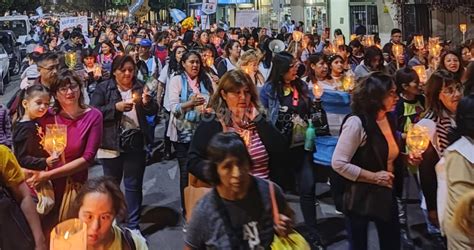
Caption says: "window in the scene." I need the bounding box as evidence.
[0,20,28,37]
[349,4,378,35]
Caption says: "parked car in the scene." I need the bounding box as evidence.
[0,43,10,95]
[0,15,32,58]
[0,30,21,75]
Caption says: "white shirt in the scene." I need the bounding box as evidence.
[119,89,139,129]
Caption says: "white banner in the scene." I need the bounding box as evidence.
[201,0,217,15]
[235,10,259,28]
[60,16,88,35]
[201,15,210,30]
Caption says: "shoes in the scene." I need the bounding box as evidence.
[334,209,343,215]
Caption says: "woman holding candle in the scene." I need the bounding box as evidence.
[237,49,265,92]
[200,45,219,91]
[415,70,463,238]
[26,69,103,237]
[166,51,214,219]
[304,53,329,99]
[332,72,420,250]
[90,55,157,233]
[97,41,116,76]
[79,48,105,103]
[217,40,241,77]
[407,43,429,68]
[71,177,148,250]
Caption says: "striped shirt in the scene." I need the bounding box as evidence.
[228,125,270,179]
[424,111,454,154]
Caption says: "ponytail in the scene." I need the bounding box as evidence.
[14,85,50,125]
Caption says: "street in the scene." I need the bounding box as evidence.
[0,76,437,250]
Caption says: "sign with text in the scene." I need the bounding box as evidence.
[60,16,88,35]
[235,10,259,28]
[201,0,217,14]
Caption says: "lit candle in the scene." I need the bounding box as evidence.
[65,52,77,70]
[292,31,303,42]
[50,219,87,250]
[342,74,355,92]
[413,35,424,50]
[312,83,324,99]
[335,35,344,46]
[406,124,430,157]
[364,35,374,47]
[93,64,102,77]
[392,44,404,69]
[460,24,467,43]
[206,57,214,68]
[350,34,357,41]
[43,124,67,158]
[413,65,427,83]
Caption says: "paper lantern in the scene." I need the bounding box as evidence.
[406,125,430,156]
[43,124,67,158]
[65,52,77,70]
[50,219,87,250]
[413,35,424,50]
[413,65,427,83]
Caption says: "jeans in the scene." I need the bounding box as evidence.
[295,150,318,231]
[173,142,190,216]
[102,151,146,230]
[345,196,401,250]
[164,111,172,154]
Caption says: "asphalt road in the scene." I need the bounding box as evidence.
[1,75,438,250]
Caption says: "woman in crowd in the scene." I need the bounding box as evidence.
[416,70,463,236]
[79,48,105,102]
[90,55,158,233]
[27,69,103,234]
[332,72,413,250]
[457,44,472,68]
[259,39,274,81]
[71,177,148,250]
[260,52,322,245]
[438,51,464,82]
[320,54,345,90]
[196,31,209,48]
[185,132,293,249]
[354,46,386,79]
[237,49,265,91]
[304,53,329,97]
[157,45,188,160]
[200,45,219,91]
[217,40,241,77]
[97,41,116,76]
[44,36,59,52]
[246,35,257,50]
[166,51,213,218]
[441,94,474,249]
[188,70,286,183]
[387,47,406,76]
[408,43,428,68]
[238,34,249,51]
[349,40,364,71]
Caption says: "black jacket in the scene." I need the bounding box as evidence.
[90,79,158,151]
[12,121,49,170]
[187,114,287,183]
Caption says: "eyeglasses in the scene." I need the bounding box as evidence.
[39,64,59,71]
[58,83,80,94]
[442,83,463,96]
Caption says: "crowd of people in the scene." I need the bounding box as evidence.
[0,15,473,250]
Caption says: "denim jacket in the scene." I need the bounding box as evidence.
[259,82,280,125]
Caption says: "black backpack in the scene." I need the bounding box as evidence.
[0,180,35,250]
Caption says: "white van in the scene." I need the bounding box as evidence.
[0,15,32,45]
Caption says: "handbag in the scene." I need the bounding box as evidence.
[184,174,211,221]
[289,114,308,148]
[119,128,144,152]
[58,177,82,222]
[269,182,310,250]
[35,180,55,215]
[0,179,35,250]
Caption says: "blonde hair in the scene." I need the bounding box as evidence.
[237,49,261,68]
[452,190,474,237]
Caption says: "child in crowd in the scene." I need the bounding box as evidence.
[13,85,58,170]
[20,52,41,90]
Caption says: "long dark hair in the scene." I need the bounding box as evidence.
[352,72,394,117]
[364,46,385,71]
[15,85,50,124]
[395,67,420,94]
[178,51,213,95]
[268,51,309,103]
[168,46,187,76]
[304,53,328,83]
[424,69,459,117]
[438,50,464,82]
[449,94,474,145]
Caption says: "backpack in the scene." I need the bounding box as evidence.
[0,179,35,250]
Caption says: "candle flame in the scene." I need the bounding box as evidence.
[64,231,69,240]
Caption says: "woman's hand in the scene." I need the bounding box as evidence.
[25,170,49,187]
[408,152,423,166]
[274,214,293,237]
[373,171,394,188]
[46,156,60,167]
[115,101,134,112]
[188,95,206,108]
